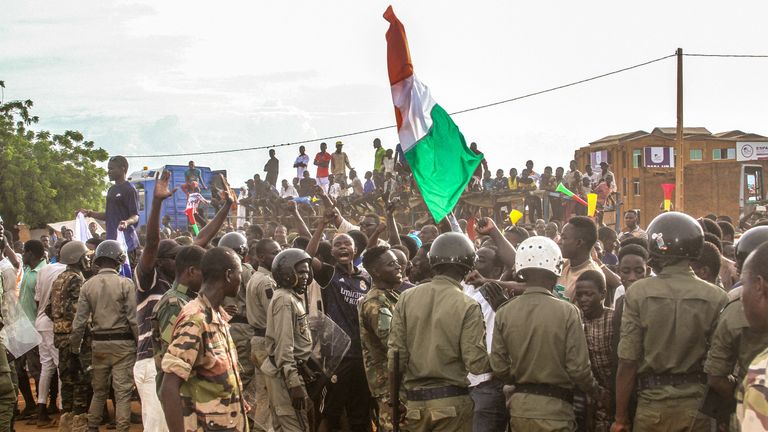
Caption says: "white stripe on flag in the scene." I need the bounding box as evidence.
[391,74,436,152]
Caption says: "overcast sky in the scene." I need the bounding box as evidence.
[3,1,767,187]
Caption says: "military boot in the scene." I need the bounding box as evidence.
[70,414,88,432]
[57,412,71,432]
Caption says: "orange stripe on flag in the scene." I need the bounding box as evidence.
[384,6,413,86]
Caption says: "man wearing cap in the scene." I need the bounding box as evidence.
[331,141,354,180]
[133,170,233,432]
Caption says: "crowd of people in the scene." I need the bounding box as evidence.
[238,140,617,226]
[0,140,765,432]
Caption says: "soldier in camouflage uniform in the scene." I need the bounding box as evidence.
[51,241,92,432]
[736,241,768,429]
[150,245,206,391]
[359,246,402,432]
[160,247,248,432]
[262,249,315,432]
[218,232,256,399]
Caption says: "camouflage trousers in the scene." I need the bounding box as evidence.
[55,337,91,415]
[0,343,16,432]
[375,396,395,432]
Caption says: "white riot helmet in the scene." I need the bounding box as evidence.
[515,236,564,277]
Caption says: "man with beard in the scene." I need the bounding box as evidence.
[359,246,403,431]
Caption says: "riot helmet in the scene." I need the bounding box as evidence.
[646,212,703,259]
[428,232,476,270]
[271,248,314,293]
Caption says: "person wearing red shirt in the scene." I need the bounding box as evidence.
[314,142,332,193]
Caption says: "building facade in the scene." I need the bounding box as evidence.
[575,127,768,227]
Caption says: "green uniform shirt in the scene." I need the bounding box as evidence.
[245,266,275,331]
[359,285,399,399]
[491,286,598,420]
[388,275,490,391]
[705,297,768,381]
[152,283,193,370]
[265,288,312,390]
[618,261,728,400]
[70,268,138,353]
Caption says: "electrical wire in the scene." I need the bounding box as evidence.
[125,52,678,158]
[125,51,768,158]
[684,53,768,58]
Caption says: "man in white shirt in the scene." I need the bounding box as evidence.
[280,179,299,199]
[34,255,66,426]
[463,246,509,431]
[293,145,310,180]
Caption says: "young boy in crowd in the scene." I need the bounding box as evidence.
[574,270,615,432]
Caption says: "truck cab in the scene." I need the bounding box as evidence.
[128,165,225,232]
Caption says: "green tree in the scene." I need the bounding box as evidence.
[0,85,109,228]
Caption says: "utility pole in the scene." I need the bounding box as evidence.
[674,48,685,211]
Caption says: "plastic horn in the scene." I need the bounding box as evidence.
[555,183,588,206]
[509,209,524,225]
[661,183,675,211]
[184,208,199,236]
[587,193,598,216]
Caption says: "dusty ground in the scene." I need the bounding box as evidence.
[14,399,144,431]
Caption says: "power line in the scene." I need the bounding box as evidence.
[126,52,678,158]
[684,53,768,58]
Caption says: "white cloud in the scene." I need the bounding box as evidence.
[2,0,767,186]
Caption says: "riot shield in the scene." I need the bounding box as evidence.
[0,286,41,358]
[308,314,351,379]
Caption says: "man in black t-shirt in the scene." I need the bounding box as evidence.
[306,213,373,431]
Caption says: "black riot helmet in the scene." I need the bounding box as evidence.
[218,232,248,258]
[94,240,126,267]
[428,232,477,270]
[271,248,314,293]
[647,211,703,259]
[735,226,768,270]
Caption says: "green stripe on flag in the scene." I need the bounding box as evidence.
[404,103,483,222]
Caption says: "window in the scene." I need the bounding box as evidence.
[690,149,702,161]
[745,166,764,203]
[135,182,145,212]
[713,148,736,160]
[633,178,640,196]
[622,178,627,196]
[632,149,642,168]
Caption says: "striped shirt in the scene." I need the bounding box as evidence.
[135,264,172,361]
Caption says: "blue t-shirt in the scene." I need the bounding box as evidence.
[106,181,140,251]
[363,179,376,195]
[316,263,371,358]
